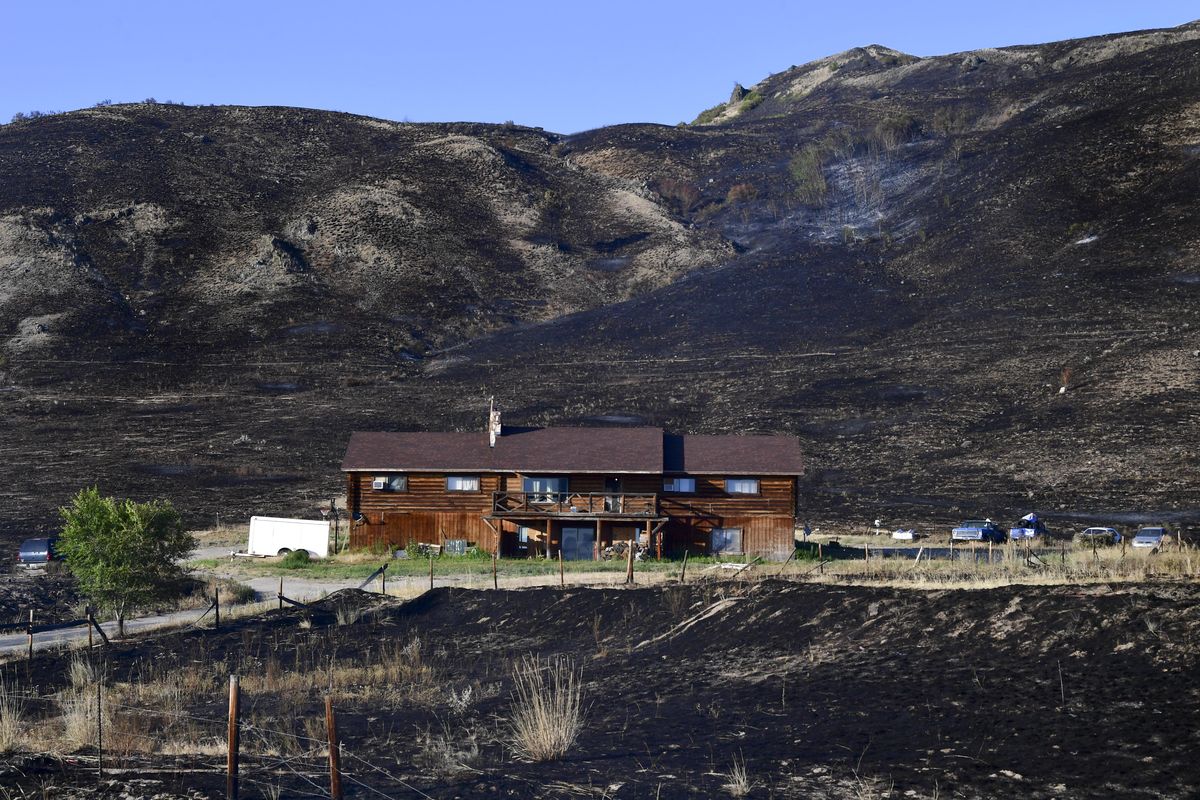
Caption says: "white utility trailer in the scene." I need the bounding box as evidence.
[247,516,330,558]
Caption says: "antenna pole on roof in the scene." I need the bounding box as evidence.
[488,396,502,448]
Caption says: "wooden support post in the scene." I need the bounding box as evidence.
[680,549,689,584]
[559,549,564,587]
[96,678,102,779]
[214,587,220,631]
[625,538,634,585]
[326,696,343,800]
[226,675,240,800]
[27,610,33,661]
[492,550,498,590]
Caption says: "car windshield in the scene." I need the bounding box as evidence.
[21,539,49,549]
[1137,528,1164,537]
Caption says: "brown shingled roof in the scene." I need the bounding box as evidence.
[342,426,664,473]
[343,427,802,476]
[663,433,803,476]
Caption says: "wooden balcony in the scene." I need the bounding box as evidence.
[490,491,659,518]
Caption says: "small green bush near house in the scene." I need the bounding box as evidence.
[281,549,312,569]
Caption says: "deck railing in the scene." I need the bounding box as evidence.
[491,492,658,516]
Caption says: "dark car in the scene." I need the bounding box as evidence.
[951,519,1006,543]
[16,537,59,567]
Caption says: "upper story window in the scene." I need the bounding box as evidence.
[446,475,481,492]
[522,476,568,498]
[372,474,407,492]
[663,477,696,493]
[724,478,760,495]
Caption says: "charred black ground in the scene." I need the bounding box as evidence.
[1,22,1200,539]
[3,580,1199,798]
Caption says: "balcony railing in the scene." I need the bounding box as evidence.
[491,492,658,517]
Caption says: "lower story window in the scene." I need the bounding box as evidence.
[711,527,743,555]
[446,475,481,492]
[725,478,759,495]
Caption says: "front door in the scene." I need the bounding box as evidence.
[560,525,596,561]
[604,477,623,513]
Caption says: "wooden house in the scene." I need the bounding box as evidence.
[341,413,802,559]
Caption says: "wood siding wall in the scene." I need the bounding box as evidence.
[346,471,797,559]
[664,515,795,560]
[659,476,795,518]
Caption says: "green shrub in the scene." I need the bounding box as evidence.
[789,143,830,205]
[691,103,727,126]
[280,549,311,569]
[738,90,764,114]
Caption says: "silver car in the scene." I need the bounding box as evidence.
[1132,526,1168,549]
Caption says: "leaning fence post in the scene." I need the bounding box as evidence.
[380,563,387,595]
[27,610,33,661]
[214,587,220,631]
[326,696,343,800]
[278,578,283,612]
[227,675,240,800]
[680,549,689,584]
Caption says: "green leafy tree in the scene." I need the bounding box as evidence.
[57,488,196,636]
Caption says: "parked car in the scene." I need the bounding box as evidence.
[1132,526,1168,550]
[16,536,59,568]
[1009,513,1048,541]
[952,520,1006,543]
[1078,526,1122,545]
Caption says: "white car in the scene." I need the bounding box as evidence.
[1078,527,1122,545]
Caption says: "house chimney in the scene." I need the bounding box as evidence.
[488,397,502,447]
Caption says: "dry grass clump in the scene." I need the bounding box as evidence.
[0,682,24,753]
[724,752,751,797]
[507,654,586,762]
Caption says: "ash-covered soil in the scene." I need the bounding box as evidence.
[1,22,1200,544]
[4,580,1200,798]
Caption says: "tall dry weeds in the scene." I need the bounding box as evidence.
[0,683,24,753]
[507,654,586,762]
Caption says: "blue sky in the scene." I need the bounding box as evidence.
[3,1,1197,133]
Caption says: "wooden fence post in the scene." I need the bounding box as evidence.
[227,675,240,800]
[87,607,94,648]
[27,610,33,661]
[680,550,689,584]
[817,543,823,575]
[625,539,634,585]
[214,587,220,631]
[326,696,343,800]
[96,678,103,780]
[492,550,498,590]
[380,563,387,595]
[429,554,434,591]
[558,549,564,587]
[278,578,283,612]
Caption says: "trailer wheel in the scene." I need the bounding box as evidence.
[277,548,291,557]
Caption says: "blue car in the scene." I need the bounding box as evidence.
[1132,526,1168,550]
[952,520,1006,543]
